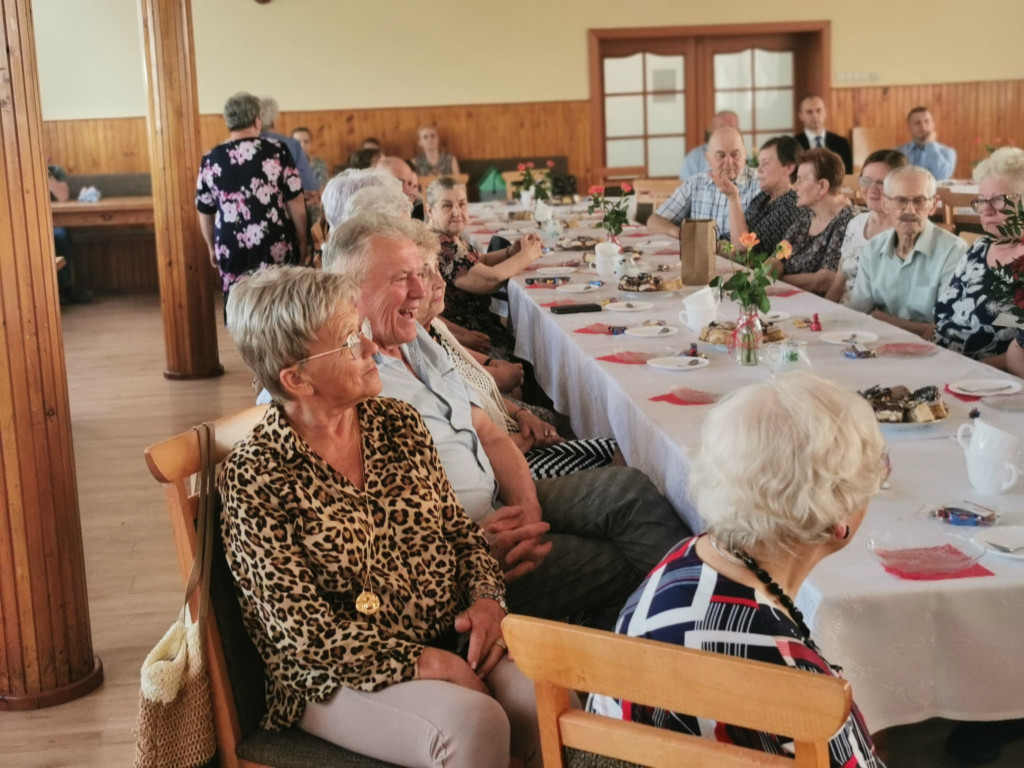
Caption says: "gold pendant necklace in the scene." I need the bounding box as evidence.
[356,485,381,615]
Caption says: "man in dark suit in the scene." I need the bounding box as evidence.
[794,95,853,173]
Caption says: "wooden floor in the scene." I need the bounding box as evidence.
[0,294,1020,767]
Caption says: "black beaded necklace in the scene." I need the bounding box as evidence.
[733,548,843,675]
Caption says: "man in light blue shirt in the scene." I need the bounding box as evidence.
[324,212,690,625]
[896,107,957,181]
[259,96,320,191]
[678,110,739,181]
[650,126,760,240]
[849,166,966,338]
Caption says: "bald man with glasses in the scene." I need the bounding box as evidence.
[848,166,966,338]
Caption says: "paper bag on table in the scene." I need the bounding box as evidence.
[679,218,717,286]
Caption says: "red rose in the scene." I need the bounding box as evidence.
[526,162,535,169]
[517,163,526,171]
[546,160,555,168]
[621,183,633,193]
[589,185,604,196]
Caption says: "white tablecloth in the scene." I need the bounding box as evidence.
[505,244,1024,733]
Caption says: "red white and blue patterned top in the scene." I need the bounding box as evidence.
[588,536,885,767]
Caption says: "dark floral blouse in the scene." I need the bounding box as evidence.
[782,206,857,275]
[195,137,303,294]
[934,237,1018,360]
[436,233,516,356]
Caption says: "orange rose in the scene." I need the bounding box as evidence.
[739,232,760,250]
[776,240,793,260]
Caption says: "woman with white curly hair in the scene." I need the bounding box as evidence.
[588,373,888,767]
[935,146,1024,366]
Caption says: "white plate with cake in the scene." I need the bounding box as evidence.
[859,384,949,429]
[555,283,600,294]
[625,325,680,338]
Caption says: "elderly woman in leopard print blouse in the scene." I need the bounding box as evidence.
[220,265,540,768]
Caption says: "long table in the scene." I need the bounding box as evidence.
[488,212,1024,733]
[51,196,155,228]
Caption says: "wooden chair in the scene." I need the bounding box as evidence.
[501,169,548,200]
[850,127,894,174]
[503,615,852,768]
[631,178,679,208]
[842,174,864,206]
[418,172,469,198]
[144,406,397,768]
[959,230,984,246]
[936,187,979,230]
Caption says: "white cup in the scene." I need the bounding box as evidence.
[956,418,1022,456]
[594,241,620,279]
[685,286,719,312]
[964,445,1018,495]
[679,304,718,333]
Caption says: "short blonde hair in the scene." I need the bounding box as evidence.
[225,266,359,403]
[973,146,1024,193]
[321,169,399,228]
[690,373,885,554]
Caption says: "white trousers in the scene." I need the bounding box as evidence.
[299,656,542,768]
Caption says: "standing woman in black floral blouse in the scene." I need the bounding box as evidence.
[220,265,539,768]
[196,92,308,308]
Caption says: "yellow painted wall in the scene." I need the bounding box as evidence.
[33,0,1024,120]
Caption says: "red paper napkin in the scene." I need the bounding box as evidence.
[944,384,981,403]
[597,353,652,365]
[650,388,718,406]
[540,300,576,308]
[526,283,557,290]
[575,323,617,335]
[767,288,801,298]
[877,544,994,580]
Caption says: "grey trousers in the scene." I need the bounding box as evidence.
[299,656,541,768]
[505,466,690,626]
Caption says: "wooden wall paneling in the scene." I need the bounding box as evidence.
[40,80,1023,202]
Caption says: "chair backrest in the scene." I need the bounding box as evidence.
[418,172,470,200]
[850,127,894,174]
[935,187,978,228]
[632,178,679,208]
[959,230,984,246]
[144,406,269,768]
[503,615,852,768]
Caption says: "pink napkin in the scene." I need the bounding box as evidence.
[944,384,980,403]
[597,352,654,365]
[526,283,557,290]
[540,300,577,308]
[877,544,994,580]
[620,233,648,239]
[650,387,719,406]
[575,323,618,335]
[766,287,801,298]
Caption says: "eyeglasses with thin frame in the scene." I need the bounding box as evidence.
[884,195,934,211]
[857,176,885,191]
[969,193,1021,213]
[295,319,373,366]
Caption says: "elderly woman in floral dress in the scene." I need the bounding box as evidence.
[196,92,308,308]
[934,147,1024,367]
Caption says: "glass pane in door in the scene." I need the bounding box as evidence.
[603,54,643,94]
[713,50,753,89]
[645,54,684,92]
[754,49,793,87]
[647,137,686,177]
[604,95,645,138]
[646,93,685,135]
[606,139,645,168]
[755,89,793,131]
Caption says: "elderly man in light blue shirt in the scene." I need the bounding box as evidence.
[849,166,966,339]
[649,126,759,240]
[896,107,957,181]
[323,212,690,626]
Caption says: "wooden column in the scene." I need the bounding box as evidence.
[138,0,223,379]
[0,0,103,709]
